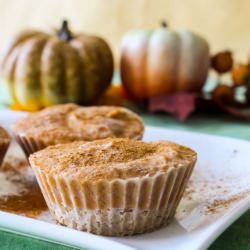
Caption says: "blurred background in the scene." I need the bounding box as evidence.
[1,0,250,119]
[1,0,250,66]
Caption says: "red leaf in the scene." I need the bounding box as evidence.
[149,93,199,121]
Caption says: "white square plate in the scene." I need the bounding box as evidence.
[0,110,250,250]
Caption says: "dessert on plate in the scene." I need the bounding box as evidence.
[11,103,144,156]
[29,138,197,236]
[0,126,10,167]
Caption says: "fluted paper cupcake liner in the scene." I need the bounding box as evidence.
[0,141,10,167]
[31,161,195,236]
[13,134,46,158]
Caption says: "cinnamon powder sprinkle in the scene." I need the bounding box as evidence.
[182,176,250,217]
[206,190,250,214]
[0,157,47,218]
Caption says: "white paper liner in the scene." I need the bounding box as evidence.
[31,162,194,236]
[13,134,45,157]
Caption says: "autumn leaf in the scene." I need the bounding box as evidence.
[149,93,199,121]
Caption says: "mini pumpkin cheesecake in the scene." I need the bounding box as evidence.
[29,138,197,236]
[11,103,144,156]
[0,127,10,167]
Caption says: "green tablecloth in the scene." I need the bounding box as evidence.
[1,111,250,250]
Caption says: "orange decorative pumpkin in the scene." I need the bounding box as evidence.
[120,22,210,99]
[0,20,114,111]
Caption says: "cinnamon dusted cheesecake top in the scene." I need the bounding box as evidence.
[0,127,9,143]
[12,104,144,145]
[29,138,197,182]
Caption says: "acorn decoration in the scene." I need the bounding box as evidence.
[212,84,235,106]
[210,50,250,119]
[211,51,233,74]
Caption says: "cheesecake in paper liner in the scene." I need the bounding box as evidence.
[1,141,250,239]
[29,138,196,236]
[11,104,145,157]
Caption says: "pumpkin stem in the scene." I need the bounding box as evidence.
[58,20,72,41]
[161,21,168,28]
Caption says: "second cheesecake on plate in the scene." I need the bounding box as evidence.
[11,103,144,156]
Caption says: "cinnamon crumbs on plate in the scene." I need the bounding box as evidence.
[206,190,250,214]
[0,157,47,218]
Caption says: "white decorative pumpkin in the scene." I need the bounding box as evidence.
[120,22,210,98]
